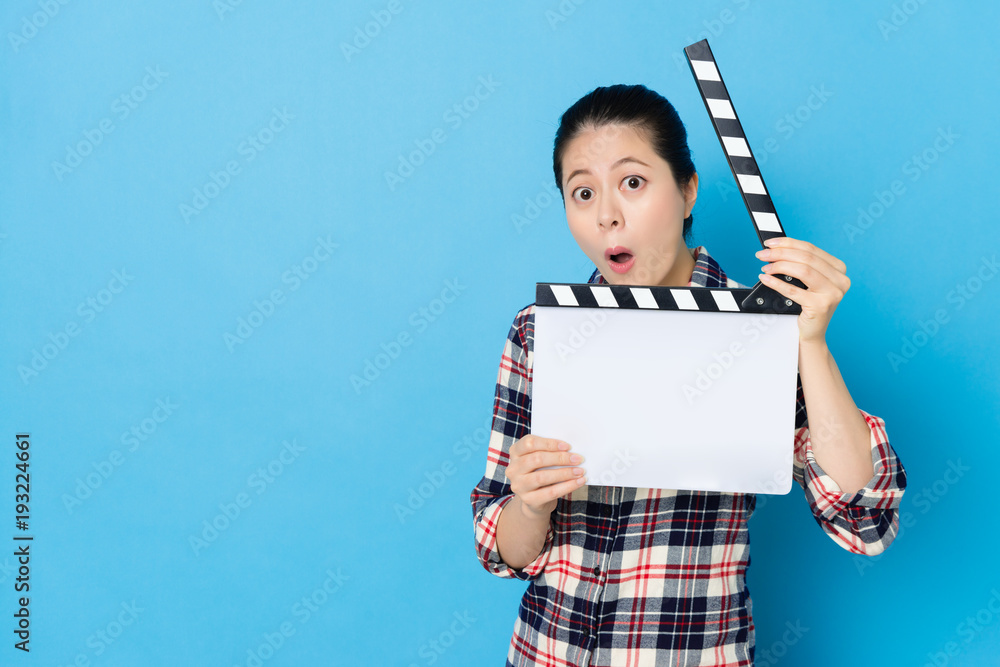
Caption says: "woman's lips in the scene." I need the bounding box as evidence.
[607,253,635,274]
[605,246,635,274]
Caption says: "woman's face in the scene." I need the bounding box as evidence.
[561,123,698,287]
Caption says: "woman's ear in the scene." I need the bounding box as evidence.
[683,172,699,218]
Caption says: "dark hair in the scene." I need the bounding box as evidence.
[552,84,697,243]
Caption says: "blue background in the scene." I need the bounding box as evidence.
[1,1,997,665]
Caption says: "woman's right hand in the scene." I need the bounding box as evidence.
[507,435,587,519]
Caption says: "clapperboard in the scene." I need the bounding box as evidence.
[532,40,808,495]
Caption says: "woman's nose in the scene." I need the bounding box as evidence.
[597,199,622,229]
[599,217,620,229]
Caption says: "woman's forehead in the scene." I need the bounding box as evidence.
[565,125,653,160]
[562,124,662,178]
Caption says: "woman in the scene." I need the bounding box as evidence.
[469,83,906,666]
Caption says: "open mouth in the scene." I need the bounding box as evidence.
[605,246,636,273]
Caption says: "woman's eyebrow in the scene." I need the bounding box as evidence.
[566,156,652,185]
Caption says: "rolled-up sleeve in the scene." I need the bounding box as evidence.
[473,491,555,580]
[470,307,555,580]
[792,369,907,556]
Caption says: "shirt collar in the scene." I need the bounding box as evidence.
[586,246,729,288]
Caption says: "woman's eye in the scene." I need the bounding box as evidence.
[573,187,593,202]
[623,176,645,190]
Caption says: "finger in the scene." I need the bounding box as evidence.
[762,260,851,303]
[524,448,584,475]
[512,434,571,458]
[762,259,843,296]
[524,473,588,504]
[759,246,848,291]
[765,237,847,276]
[758,270,828,310]
[513,437,580,469]
[525,464,586,491]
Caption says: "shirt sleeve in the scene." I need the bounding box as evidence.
[469,308,555,580]
[791,372,908,556]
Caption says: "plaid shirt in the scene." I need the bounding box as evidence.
[470,245,907,666]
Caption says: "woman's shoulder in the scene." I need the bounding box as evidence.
[517,303,536,335]
[501,303,536,351]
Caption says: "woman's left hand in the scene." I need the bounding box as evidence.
[754,236,850,345]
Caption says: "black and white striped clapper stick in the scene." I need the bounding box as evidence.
[535,40,803,315]
[684,39,791,249]
[536,282,760,313]
[684,38,806,313]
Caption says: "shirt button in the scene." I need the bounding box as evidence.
[600,505,612,517]
[593,567,601,576]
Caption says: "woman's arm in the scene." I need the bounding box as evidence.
[757,236,906,555]
[797,340,875,495]
[470,306,556,580]
[496,495,552,570]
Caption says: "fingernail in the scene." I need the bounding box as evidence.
[756,249,771,259]
[558,441,570,450]
[570,454,583,463]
